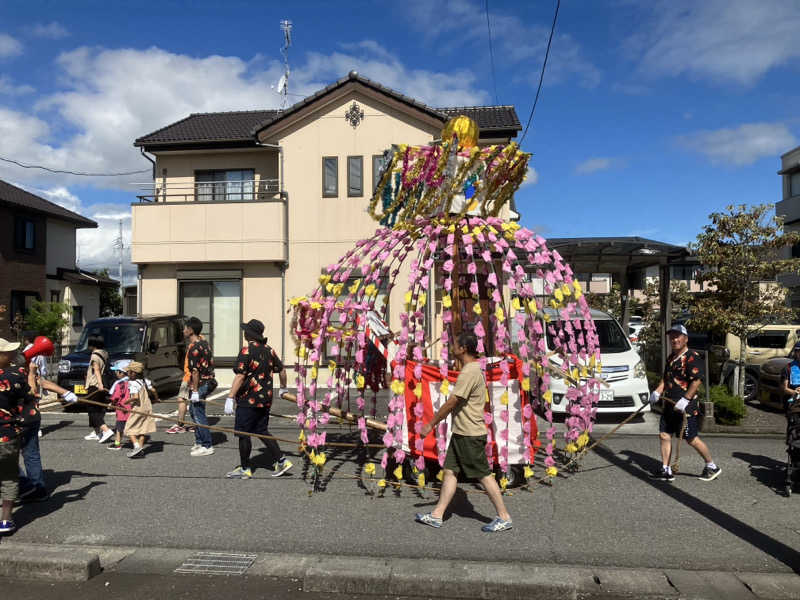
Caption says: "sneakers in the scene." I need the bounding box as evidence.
[127,446,145,459]
[84,431,99,441]
[108,442,123,451]
[272,458,293,477]
[165,424,186,434]
[98,429,114,444]
[650,468,675,482]
[190,446,214,457]
[414,512,443,528]
[190,443,201,452]
[481,517,513,533]
[0,520,16,535]
[699,466,722,481]
[226,466,253,479]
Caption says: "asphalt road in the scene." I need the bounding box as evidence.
[6,402,799,575]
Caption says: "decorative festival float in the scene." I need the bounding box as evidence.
[289,116,602,492]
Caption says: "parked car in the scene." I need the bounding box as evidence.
[757,355,793,410]
[543,309,650,415]
[58,315,186,400]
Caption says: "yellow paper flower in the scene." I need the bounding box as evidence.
[413,385,423,398]
[315,452,327,467]
[393,465,403,481]
[523,465,534,479]
[499,476,509,490]
[543,390,553,403]
[349,279,361,294]
[442,294,452,308]
[473,303,482,315]
[328,360,337,371]
[309,301,322,310]
[417,474,426,487]
[440,380,450,396]
[546,466,558,478]
[561,283,571,297]
[310,365,318,380]
[298,430,306,442]
[364,283,377,297]
[527,299,538,314]
[289,296,307,306]
[436,470,444,481]
[364,463,376,476]
[418,291,427,307]
[356,374,365,389]
[577,432,590,448]
[521,378,530,392]
[377,479,387,488]
[511,297,522,312]
[500,391,509,406]
[573,280,582,294]
[404,290,413,307]
[554,288,564,303]
[495,305,505,322]
[319,274,331,286]
[298,346,308,359]
[391,379,405,395]
[565,443,578,453]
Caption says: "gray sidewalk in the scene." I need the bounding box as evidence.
[1,542,799,599]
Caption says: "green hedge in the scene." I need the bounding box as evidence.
[710,385,746,425]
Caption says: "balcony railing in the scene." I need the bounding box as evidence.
[134,179,280,203]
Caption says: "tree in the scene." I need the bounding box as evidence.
[24,300,71,347]
[586,282,622,318]
[94,268,123,316]
[688,204,800,396]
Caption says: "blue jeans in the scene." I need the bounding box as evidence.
[19,420,44,492]
[189,384,212,448]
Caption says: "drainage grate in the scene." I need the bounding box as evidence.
[175,552,257,575]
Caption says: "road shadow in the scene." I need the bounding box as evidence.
[40,420,74,435]
[608,447,800,573]
[732,451,787,496]
[12,469,107,532]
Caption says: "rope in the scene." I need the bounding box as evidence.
[74,392,385,449]
[671,411,688,474]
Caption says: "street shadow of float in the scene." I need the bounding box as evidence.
[612,448,800,574]
[732,451,789,496]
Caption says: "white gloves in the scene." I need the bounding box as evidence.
[278,387,288,399]
[224,397,234,415]
[62,391,78,403]
[190,392,200,403]
[649,391,660,405]
[673,398,689,413]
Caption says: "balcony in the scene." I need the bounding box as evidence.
[131,179,287,264]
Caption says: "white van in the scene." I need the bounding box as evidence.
[543,309,650,415]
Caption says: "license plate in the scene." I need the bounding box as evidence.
[599,389,614,402]
[74,384,87,395]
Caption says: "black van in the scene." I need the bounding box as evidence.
[57,315,185,398]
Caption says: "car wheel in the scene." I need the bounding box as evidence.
[495,465,525,488]
[744,372,758,403]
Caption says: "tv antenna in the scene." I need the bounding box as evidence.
[276,19,292,109]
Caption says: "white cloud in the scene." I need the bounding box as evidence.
[30,22,69,39]
[0,76,34,95]
[575,157,618,175]
[35,185,81,213]
[406,0,601,88]
[677,122,796,166]
[0,33,22,58]
[626,0,800,85]
[520,166,539,186]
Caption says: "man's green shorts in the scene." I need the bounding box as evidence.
[443,434,492,479]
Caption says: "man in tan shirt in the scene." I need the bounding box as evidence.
[415,331,512,532]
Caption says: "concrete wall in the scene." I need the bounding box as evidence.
[45,219,77,274]
[62,283,100,348]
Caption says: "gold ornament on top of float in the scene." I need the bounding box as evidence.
[442,115,479,149]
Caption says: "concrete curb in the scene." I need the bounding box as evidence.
[2,542,799,599]
[0,542,101,581]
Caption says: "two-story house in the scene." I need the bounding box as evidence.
[0,179,118,349]
[132,72,522,364]
[777,144,800,307]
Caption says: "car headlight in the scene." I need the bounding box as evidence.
[633,360,646,379]
[58,360,71,373]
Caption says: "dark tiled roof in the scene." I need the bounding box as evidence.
[0,179,96,228]
[135,72,520,148]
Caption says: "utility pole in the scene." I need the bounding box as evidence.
[278,19,292,109]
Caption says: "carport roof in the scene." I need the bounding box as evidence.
[545,236,689,272]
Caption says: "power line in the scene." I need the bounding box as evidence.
[0,155,150,177]
[485,0,499,105]
[519,0,561,145]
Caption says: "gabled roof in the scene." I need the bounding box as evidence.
[0,179,97,228]
[135,71,521,150]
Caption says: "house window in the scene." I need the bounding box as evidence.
[347,156,363,197]
[670,265,697,281]
[793,243,800,259]
[50,290,60,303]
[72,305,83,327]
[195,169,255,202]
[180,280,241,361]
[372,154,388,192]
[791,172,800,197]
[322,157,338,197]
[9,291,39,327]
[14,217,36,251]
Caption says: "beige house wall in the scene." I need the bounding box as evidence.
[45,219,77,274]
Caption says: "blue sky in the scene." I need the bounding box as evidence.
[1,0,799,283]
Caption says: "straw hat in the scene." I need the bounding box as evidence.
[127,361,144,374]
[0,338,21,352]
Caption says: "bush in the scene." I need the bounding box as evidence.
[710,384,746,425]
[646,370,661,391]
